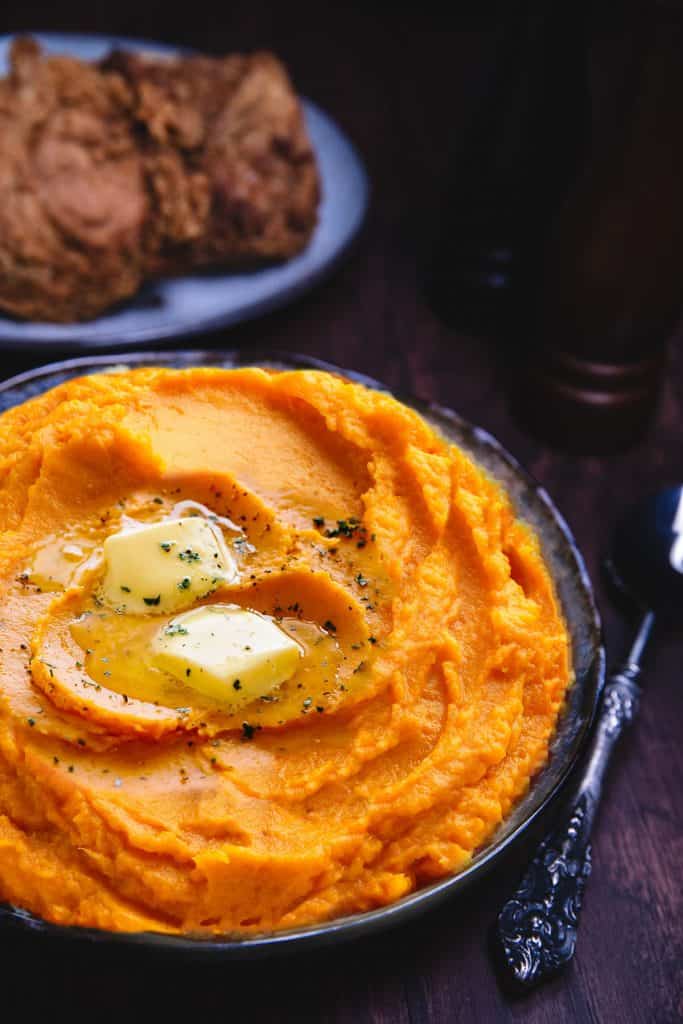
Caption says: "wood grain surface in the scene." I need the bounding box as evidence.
[1,3,681,1021]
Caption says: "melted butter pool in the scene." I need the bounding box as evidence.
[70,608,360,728]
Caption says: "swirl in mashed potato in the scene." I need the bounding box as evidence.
[0,367,570,934]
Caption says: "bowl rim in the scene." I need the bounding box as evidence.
[0,349,605,958]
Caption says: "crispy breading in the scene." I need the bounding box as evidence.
[0,37,147,322]
[0,39,320,323]
[104,49,320,272]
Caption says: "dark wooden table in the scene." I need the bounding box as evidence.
[2,4,682,1021]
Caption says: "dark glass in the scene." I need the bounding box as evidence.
[516,1,683,451]
[426,1,591,335]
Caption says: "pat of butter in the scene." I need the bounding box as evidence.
[151,604,302,705]
[103,517,237,614]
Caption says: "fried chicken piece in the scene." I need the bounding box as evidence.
[0,39,320,323]
[102,49,320,273]
[0,37,148,322]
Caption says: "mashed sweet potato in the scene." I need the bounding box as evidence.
[0,367,570,934]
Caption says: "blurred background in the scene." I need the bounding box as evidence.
[4,0,681,453]
[1,3,681,1021]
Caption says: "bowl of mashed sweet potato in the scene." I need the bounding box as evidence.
[0,351,603,955]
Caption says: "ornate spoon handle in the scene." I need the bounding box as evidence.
[496,610,653,989]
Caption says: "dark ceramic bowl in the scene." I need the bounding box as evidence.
[0,351,605,958]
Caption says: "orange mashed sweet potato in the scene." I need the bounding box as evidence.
[0,367,570,935]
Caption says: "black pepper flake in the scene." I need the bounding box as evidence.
[233,679,242,690]
[242,722,257,740]
[323,620,337,633]
[27,717,35,727]
[143,595,161,606]
[325,518,359,539]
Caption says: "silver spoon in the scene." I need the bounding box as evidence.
[496,484,683,988]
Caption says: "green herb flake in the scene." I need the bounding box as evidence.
[179,548,201,563]
[326,517,359,538]
[160,541,174,553]
[177,577,191,591]
[27,717,35,727]
[165,624,189,637]
[355,573,369,588]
